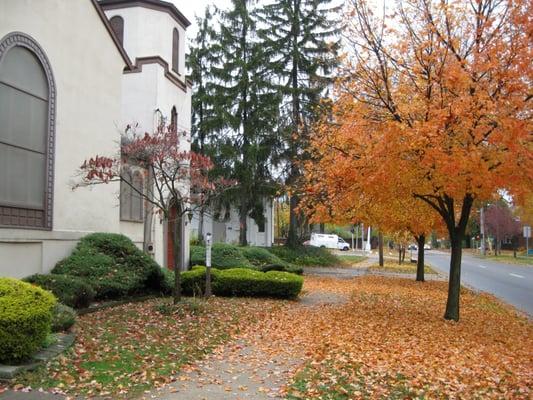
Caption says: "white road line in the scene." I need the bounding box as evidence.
[478,265,487,269]
[509,273,524,279]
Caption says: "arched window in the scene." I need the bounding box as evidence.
[172,28,179,73]
[0,32,56,229]
[110,16,124,45]
[170,106,177,133]
[120,167,144,222]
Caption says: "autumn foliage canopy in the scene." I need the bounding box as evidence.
[302,0,532,320]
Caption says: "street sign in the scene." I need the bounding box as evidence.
[524,226,531,258]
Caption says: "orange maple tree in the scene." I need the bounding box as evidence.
[303,0,533,320]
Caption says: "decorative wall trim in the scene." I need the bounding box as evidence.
[125,56,188,92]
[91,0,134,70]
[0,32,56,230]
[99,0,191,29]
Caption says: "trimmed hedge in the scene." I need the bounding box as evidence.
[0,278,56,363]
[162,266,210,296]
[23,274,95,309]
[178,266,302,299]
[189,243,253,269]
[51,303,76,332]
[53,233,165,300]
[269,246,340,266]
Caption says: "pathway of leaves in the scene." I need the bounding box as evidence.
[151,275,532,399]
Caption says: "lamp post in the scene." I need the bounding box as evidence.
[205,232,212,297]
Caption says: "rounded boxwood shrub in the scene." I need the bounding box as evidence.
[53,233,165,299]
[0,278,56,363]
[51,303,76,332]
[269,246,340,266]
[258,263,304,275]
[189,244,252,269]
[23,274,95,309]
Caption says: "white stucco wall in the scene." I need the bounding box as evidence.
[0,0,128,278]
[104,4,192,269]
[105,7,187,76]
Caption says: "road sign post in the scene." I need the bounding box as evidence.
[524,226,531,257]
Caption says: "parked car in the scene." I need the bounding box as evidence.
[424,244,431,250]
[309,233,350,251]
[407,244,418,250]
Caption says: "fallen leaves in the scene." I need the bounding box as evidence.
[273,276,533,399]
[9,275,533,399]
[12,296,283,398]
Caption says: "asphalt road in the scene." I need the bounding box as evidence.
[425,251,533,316]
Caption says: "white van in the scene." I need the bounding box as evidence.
[310,233,350,251]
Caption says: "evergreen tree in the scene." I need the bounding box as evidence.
[191,1,282,245]
[188,6,221,240]
[256,0,341,246]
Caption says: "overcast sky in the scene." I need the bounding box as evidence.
[170,0,229,42]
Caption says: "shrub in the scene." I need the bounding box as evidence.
[189,243,252,269]
[0,278,56,363]
[23,274,95,309]
[51,304,76,332]
[190,245,206,266]
[269,246,340,267]
[163,265,303,299]
[161,266,212,297]
[53,233,165,299]
[241,246,283,266]
[213,268,303,299]
[258,263,304,275]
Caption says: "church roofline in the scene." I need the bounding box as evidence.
[98,0,191,29]
[91,0,134,71]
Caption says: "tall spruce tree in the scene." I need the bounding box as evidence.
[192,0,281,245]
[256,0,341,246]
[188,6,221,240]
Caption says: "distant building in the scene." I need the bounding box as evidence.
[191,199,275,247]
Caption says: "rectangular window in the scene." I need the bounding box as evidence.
[120,169,144,222]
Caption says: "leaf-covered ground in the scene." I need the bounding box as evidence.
[10,297,283,398]
[5,275,532,399]
[368,261,437,274]
[275,277,532,399]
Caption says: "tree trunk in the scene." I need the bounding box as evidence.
[239,205,248,246]
[378,232,384,266]
[398,247,402,265]
[198,208,205,243]
[401,247,406,263]
[415,235,425,282]
[319,223,325,233]
[442,195,473,321]
[287,194,300,247]
[444,233,463,320]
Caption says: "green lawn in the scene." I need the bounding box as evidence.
[368,261,437,274]
[337,254,367,266]
[478,254,533,266]
[14,297,282,398]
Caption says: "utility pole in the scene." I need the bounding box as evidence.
[480,207,486,256]
[361,223,365,254]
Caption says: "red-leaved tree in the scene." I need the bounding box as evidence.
[75,124,233,303]
[485,203,521,255]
